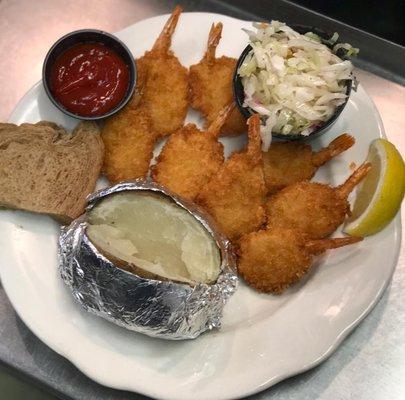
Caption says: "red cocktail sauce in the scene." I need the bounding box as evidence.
[50,42,129,117]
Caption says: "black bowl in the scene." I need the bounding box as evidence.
[233,25,353,142]
[43,29,136,121]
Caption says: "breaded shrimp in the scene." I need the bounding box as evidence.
[137,6,189,137]
[189,22,246,136]
[266,163,371,239]
[237,227,362,294]
[151,105,233,201]
[101,106,155,184]
[196,114,266,240]
[102,7,187,182]
[263,134,355,194]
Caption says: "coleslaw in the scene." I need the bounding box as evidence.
[238,21,358,150]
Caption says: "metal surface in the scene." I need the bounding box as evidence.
[0,0,404,399]
[226,0,405,85]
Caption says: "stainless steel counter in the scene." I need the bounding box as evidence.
[0,1,404,399]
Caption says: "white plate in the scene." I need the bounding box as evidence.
[0,12,401,400]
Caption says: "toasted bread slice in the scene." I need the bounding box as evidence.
[0,121,104,223]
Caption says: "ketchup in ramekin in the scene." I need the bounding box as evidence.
[43,29,136,120]
[49,43,129,117]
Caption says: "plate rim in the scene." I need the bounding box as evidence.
[2,11,402,400]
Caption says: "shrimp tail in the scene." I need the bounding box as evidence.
[336,162,371,199]
[151,5,182,54]
[207,103,234,137]
[205,22,223,64]
[312,134,355,167]
[305,235,363,255]
[247,114,262,161]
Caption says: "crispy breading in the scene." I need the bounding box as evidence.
[101,107,155,184]
[266,163,371,239]
[189,22,246,136]
[137,54,188,138]
[101,7,188,182]
[266,182,348,239]
[263,134,355,194]
[237,227,362,294]
[151,106,232,201]
[196,114,266,240]
[263,143,314,194]
[136,6,189,137]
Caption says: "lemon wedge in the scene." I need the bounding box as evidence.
[344,139,405,236]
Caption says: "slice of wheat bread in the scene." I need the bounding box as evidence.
[0,121,104,223]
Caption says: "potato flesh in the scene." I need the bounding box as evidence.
[87,192,221,284]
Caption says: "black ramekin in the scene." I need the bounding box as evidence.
[43,29,136,121]
[233,25,353,142]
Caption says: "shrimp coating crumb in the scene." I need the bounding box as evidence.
[266,163,371,239]
[263,143,313,194]
[151,106,232,201]
[138,53,188,138]
[189,22,246,136]
[196,114,266,240]
[237,227,362,294]
[101,6,187,183]
[263,134,355,194]
[136,6,188,137]
[102,108,155,184]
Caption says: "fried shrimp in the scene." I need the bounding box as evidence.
[189,22,246,136]
[102,106,155,184]
[266,163,371,239]
[196,114,266,240]
[151,105,233,201]
[263,134,355,194]
[237,227,362,294]
[137,6,189,137]
[101,7,188,182]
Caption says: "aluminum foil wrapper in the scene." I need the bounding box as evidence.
[58,181,238,340]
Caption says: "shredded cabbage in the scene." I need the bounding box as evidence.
[238,21,358,149]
